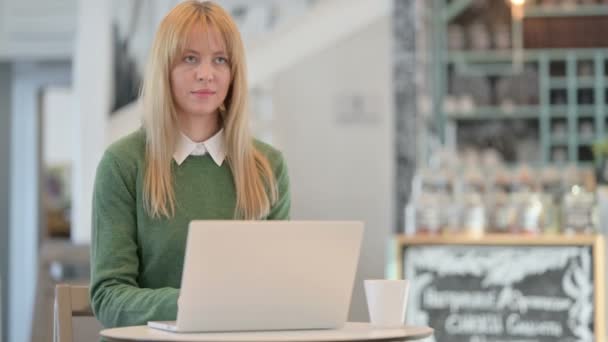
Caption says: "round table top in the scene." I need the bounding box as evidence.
[100,322,433,342]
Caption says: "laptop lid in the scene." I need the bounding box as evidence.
[176,220,364,332]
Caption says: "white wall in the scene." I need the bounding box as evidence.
[248,0,391,87]
[0,0,77,60]
[0,0,5,57]
[71,0,113,244]
[107,101,143,143]
[42,88,74,166]
[272,17,394,322]
[0,62,12,342]
[10,61,71,342]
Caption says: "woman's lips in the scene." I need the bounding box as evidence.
[192,90,215,98]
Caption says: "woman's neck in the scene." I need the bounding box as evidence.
[177,112,222,142]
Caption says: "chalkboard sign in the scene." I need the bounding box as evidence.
[397,235,605,342]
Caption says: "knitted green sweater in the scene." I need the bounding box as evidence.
[90,129,290,329]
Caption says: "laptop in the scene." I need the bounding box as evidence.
[148,220,364,333]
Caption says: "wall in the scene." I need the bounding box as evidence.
[272,17,394,322]
[0,61,12,342]
[9,61,71,342]
[104,0,393,144]
[0,0,76,60]
[42,88,74,166]
[71,0,112,244]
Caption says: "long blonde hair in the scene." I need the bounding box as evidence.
[141,0,277,219]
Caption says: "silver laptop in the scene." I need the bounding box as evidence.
[148,220,364,333]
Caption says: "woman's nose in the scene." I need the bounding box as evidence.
[196,62,213,82]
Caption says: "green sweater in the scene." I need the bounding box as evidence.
[90,129,290,329]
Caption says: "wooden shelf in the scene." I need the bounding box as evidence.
[523,4,608,18]
[446,48,608,63]
[437,1,608,166]
[576,104,600,114]
[396,233,601,246]
[545,105,596,117]
[579,136,597,145]
[447,106,540,120]
[448,105,600,120]
[550,136,569,145]
[550,76,593,88]
[550,136,596,145]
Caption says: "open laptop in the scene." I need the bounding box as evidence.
[148,220,364,333]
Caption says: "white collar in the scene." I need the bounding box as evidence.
[173,129,226,166]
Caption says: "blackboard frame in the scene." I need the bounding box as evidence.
[395,234,606,340]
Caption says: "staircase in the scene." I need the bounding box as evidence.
[108,0,391,140]
[0,0,77,60]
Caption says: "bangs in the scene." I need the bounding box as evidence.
[168,8,236,69]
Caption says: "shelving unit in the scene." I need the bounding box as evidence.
[523,3,608,17]
[434,0,608,165]
[446,105,540,120]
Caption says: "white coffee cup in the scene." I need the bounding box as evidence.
[364,279,409,328]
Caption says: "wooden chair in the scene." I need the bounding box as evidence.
[53,284,95,342]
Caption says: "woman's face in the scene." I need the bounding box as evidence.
[171,26,231,120]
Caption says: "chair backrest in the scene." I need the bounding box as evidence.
[53,284,94,342]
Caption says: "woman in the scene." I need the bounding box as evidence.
[90,0,290,328]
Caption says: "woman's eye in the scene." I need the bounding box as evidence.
[184,55,198,64]
[214,57,228,64]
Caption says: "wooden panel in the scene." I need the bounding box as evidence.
[524,17,608,49]
[69,286,92,316]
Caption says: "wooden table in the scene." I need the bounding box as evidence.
[101,322,433,342]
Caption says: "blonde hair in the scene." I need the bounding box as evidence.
[141,0,278,219]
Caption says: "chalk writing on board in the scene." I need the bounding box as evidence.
[404,246,593,342]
